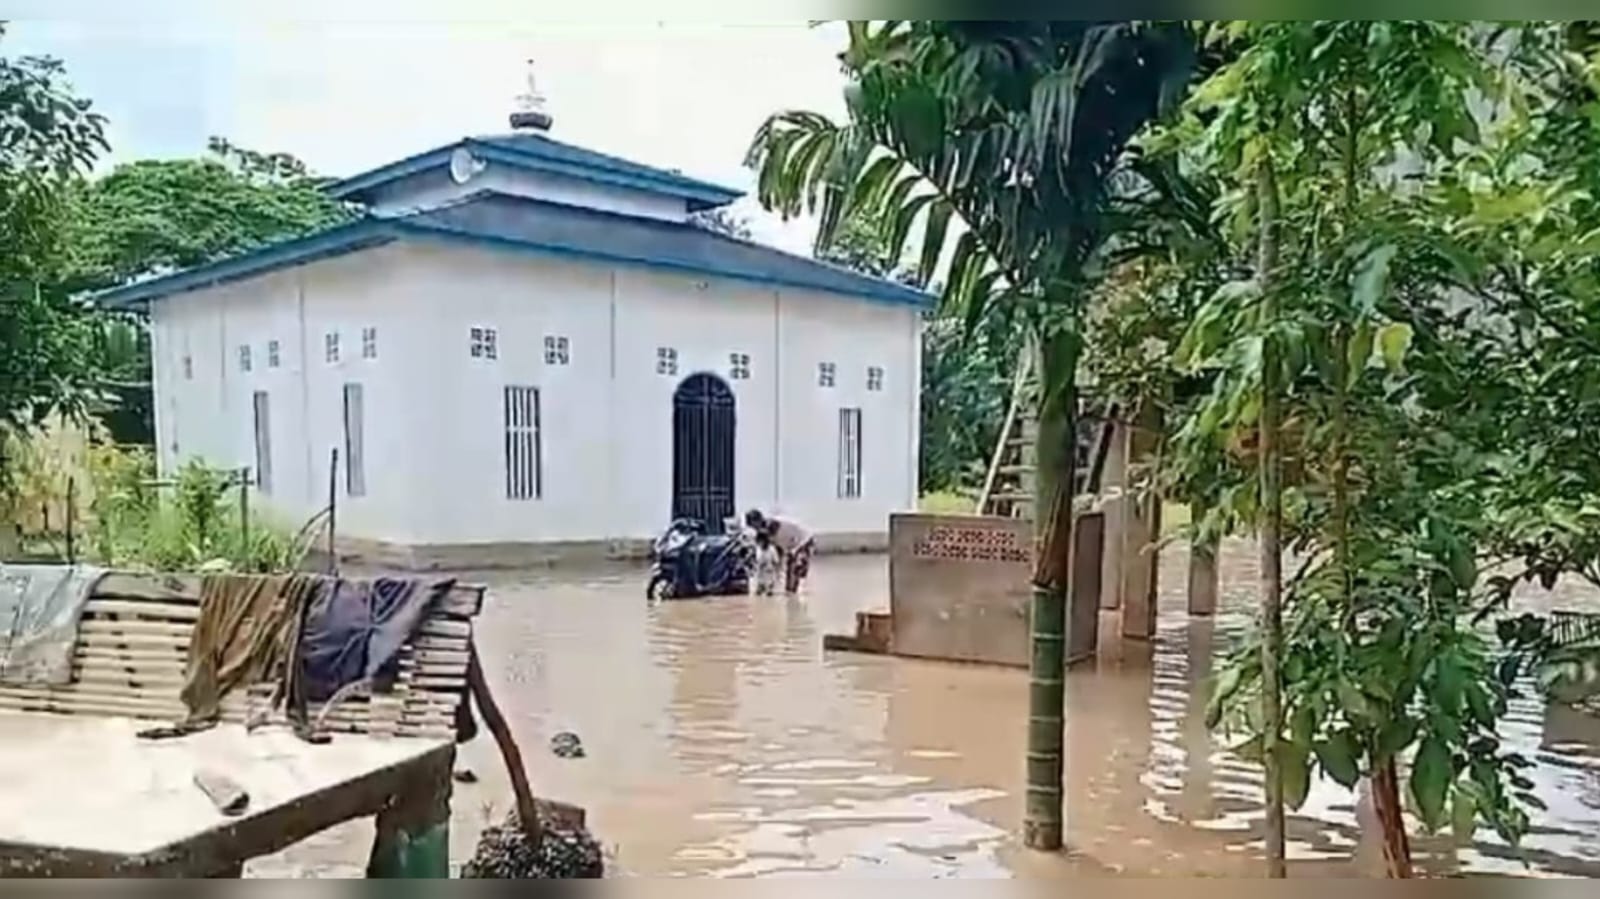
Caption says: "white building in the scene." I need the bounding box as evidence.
[98,121,930,568]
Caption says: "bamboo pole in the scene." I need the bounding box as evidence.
[1257,155,1288,877]
[238,467,249,565]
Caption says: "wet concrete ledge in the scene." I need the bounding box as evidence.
[307,531,889,572]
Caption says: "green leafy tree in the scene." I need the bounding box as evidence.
[918,317,1011,493]
[817,207,892,278]
[0,25,107,507]
[1158,21,1600,875]
[61,136,353,442]
[64,136,353,292]
[748,20,1198,849]
[1442,23,1600,711]
[687,207,754,240]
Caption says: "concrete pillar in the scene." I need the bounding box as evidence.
[1097,422,1128,610]
[1066,511,1104,665]
[1119,403,1162,641]
[1178,617,1218,824]
[1187,502,1219,617]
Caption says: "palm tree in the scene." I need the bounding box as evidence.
[747,20,1197,850]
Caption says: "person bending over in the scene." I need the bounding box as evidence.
[745,509,815,595]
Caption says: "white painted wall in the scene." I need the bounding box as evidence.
[363,163,690,222]
[149,245,436,544]
[774,287,922,536]
[150,238,922,551]
[607,267,782,542]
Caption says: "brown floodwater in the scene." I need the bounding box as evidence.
[247,540,1600,878]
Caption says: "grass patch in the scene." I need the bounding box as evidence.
[1161,501,1192,537]
[919,490,978,514]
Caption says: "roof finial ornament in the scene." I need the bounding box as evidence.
[510,58,553,132]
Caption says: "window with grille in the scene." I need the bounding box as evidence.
[267,339,281,368]
[238,344,252,373]
[818,362,836,388]
[838,407,862,499]
[325,331,340,364]
[503,386,542,500]
[656,347,678,375]
[342,383,366,497]
[252,390,272,495]
[729,352,751,380]
[867,366,885,391]
[470,326,498,360]
[361,327,378,359]
[543,335,570,365]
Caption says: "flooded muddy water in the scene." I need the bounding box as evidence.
[249,541,1600,878]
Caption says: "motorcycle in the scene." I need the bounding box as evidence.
[646,518,753,601]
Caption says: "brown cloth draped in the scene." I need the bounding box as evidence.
[177,573,320,728]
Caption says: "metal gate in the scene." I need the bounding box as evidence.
[672,373,736,531]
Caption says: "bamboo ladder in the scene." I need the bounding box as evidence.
[975,342,1120,518]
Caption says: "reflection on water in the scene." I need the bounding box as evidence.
[252,541,1600,878]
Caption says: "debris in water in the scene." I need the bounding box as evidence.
[550,731,586,758]
[461,806,604,878]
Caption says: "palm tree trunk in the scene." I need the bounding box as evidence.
[1024,329,1079,851]
[1257,156,1288,878]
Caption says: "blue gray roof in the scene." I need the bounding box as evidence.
[327,133,743,212]
[92,191,934,310]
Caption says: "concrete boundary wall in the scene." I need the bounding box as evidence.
[887,512,1103,668]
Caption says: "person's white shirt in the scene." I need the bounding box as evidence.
[769,517,813,553]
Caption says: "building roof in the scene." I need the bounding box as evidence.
[326,133,743,212]
[92,191,934,310]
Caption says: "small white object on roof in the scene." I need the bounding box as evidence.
[448,146,485,185]
[510,58,552,132]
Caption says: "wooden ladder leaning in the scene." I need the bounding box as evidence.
[975,343,1120,519]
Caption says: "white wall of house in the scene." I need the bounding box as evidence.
[148,239,922,551]
[149,244,439,545]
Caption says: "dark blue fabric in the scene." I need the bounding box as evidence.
[298,577,454,703]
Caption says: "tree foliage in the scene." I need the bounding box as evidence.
[748,21,1197,335]
[687,206,754,240]
[919,317,1011,493]
[0,25,107,493]
[1139,22,1600,872]
[63,135,353,292]
[50,136,353,436]
[747,21,1200,553]
[748,20,1201,852]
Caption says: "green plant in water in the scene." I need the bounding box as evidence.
[82,448,295,572]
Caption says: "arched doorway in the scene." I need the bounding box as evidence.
[672,373,736,531]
